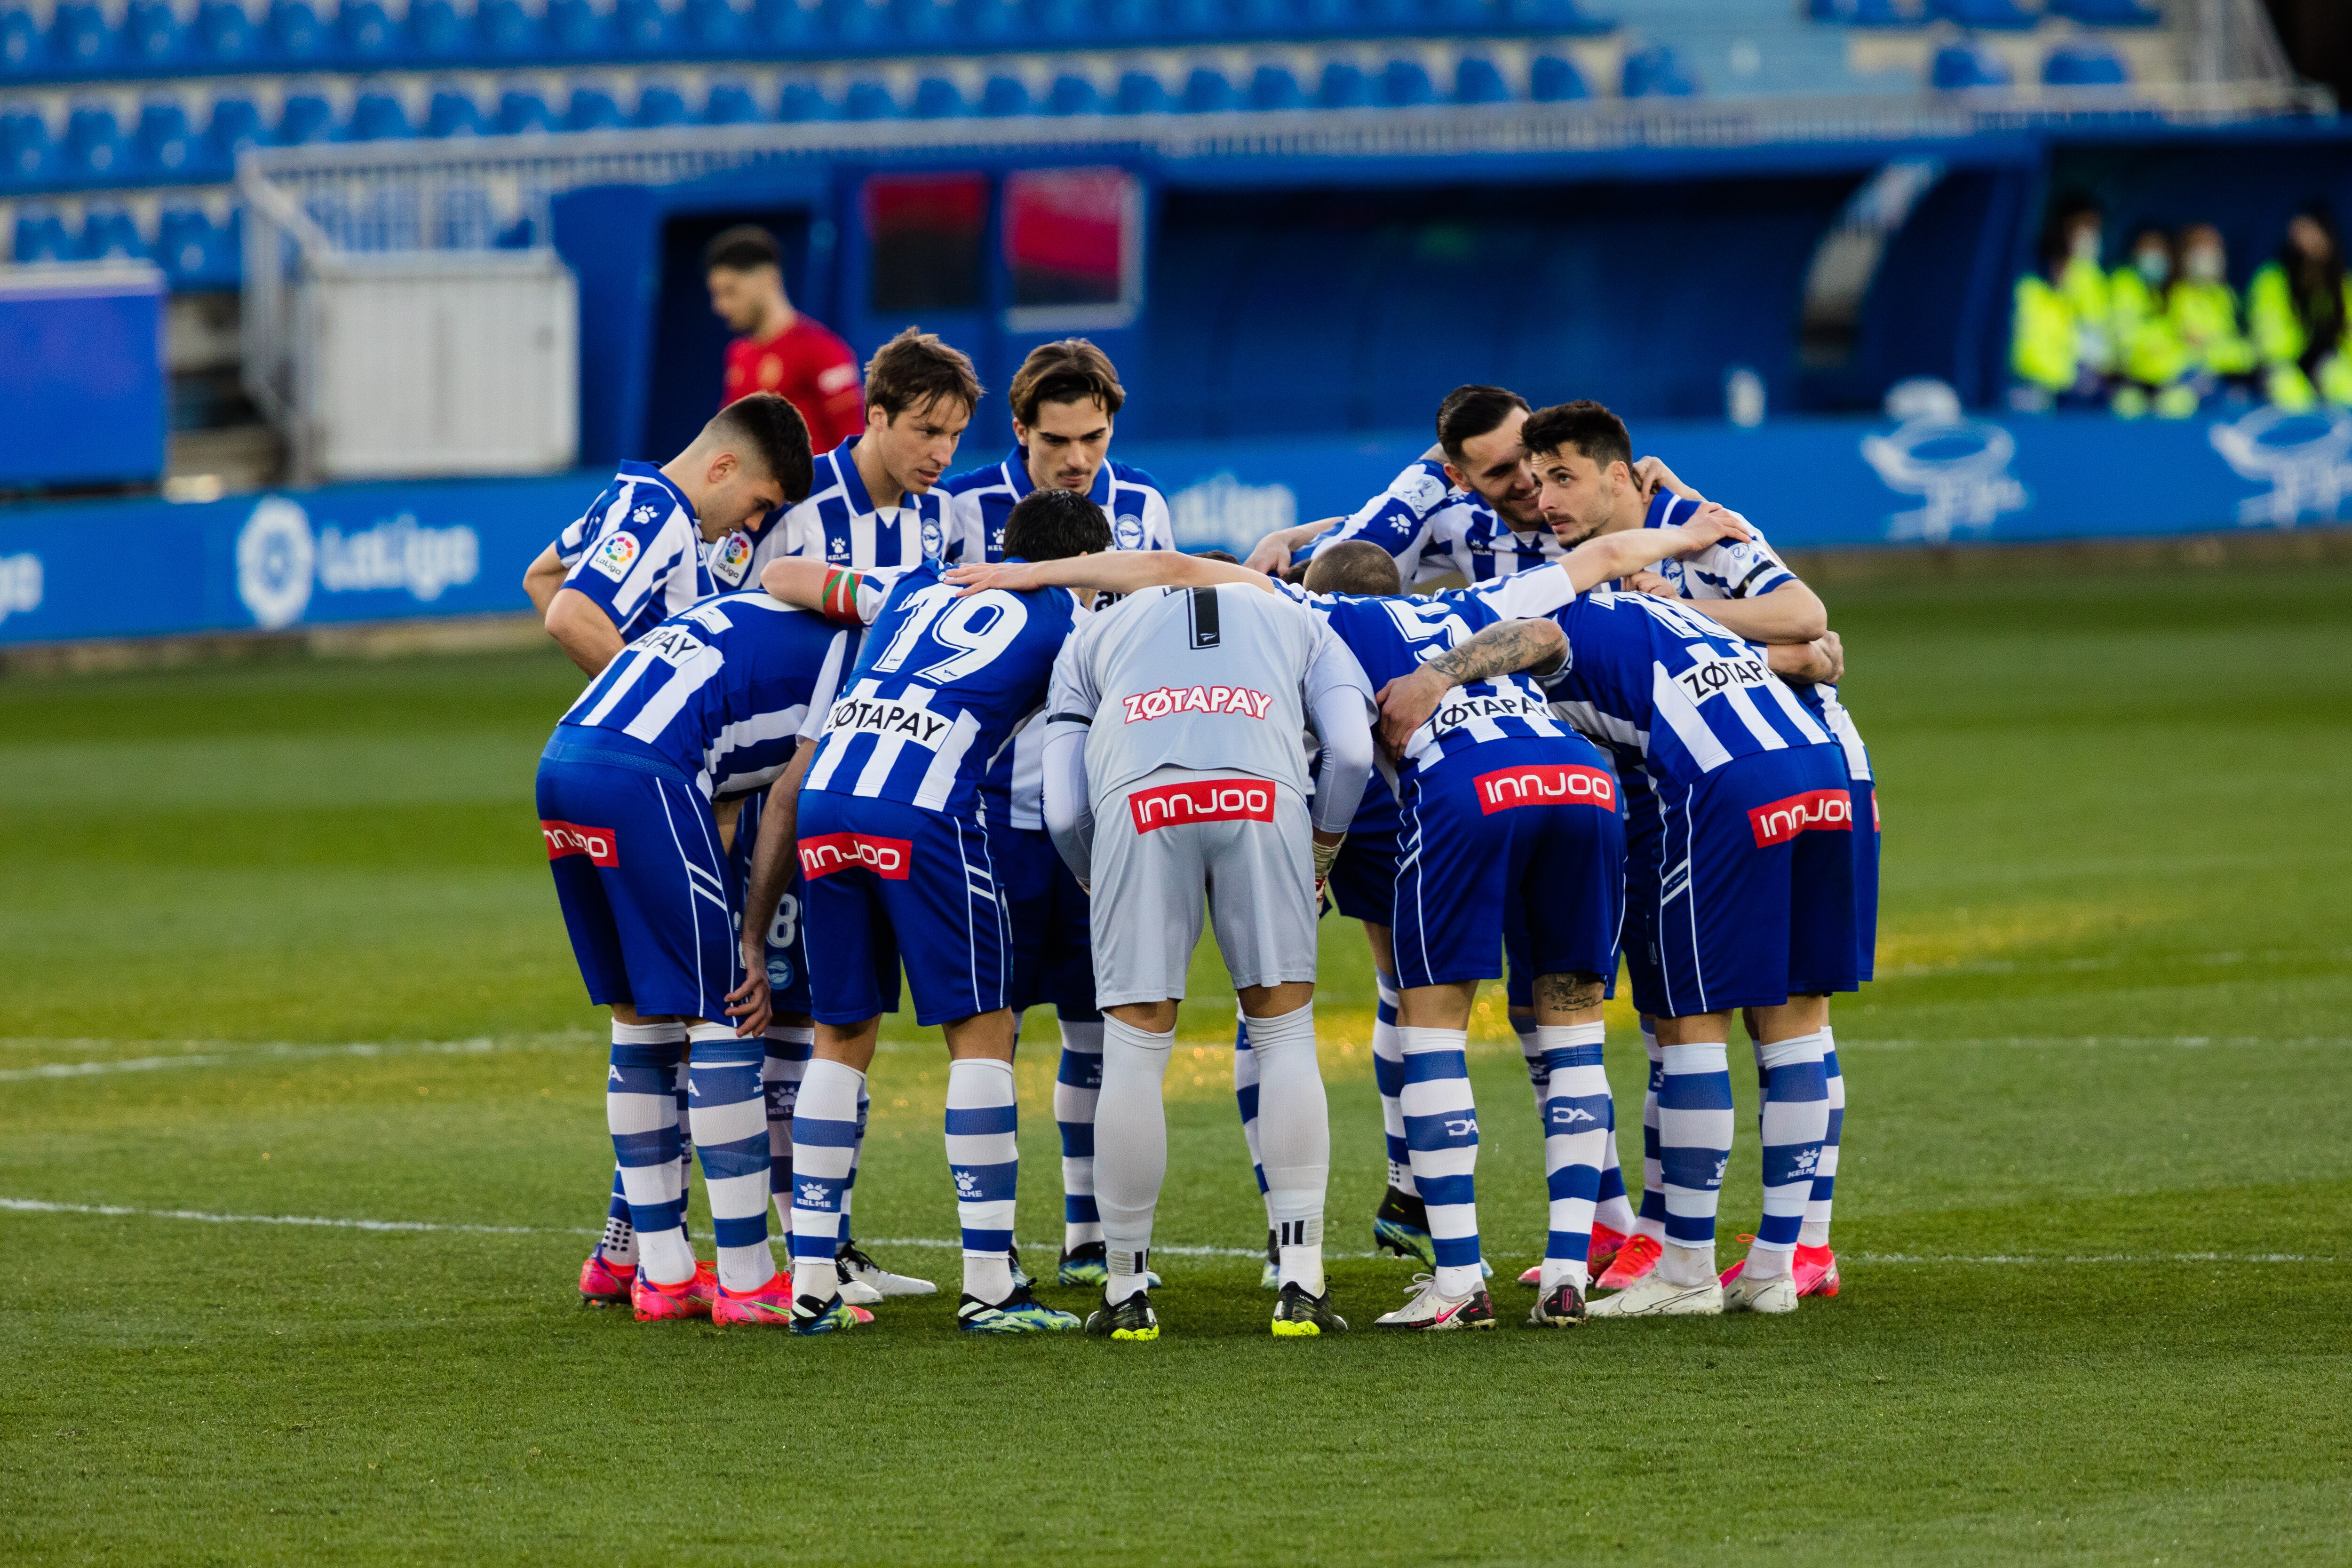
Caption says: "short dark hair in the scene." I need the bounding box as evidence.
[1520,400,1633,477]
[703,225,781,275]
[706,393,814,503]
[1008,339,1126,428]
[1002,486,1111,562]
[1435,384,1530,463]
[865,328,983,421]
[1303,541,1403,597]
[1195,549,1239,564]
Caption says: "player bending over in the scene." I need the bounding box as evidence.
[745,487,1111,1334]
[948,548,1380,1339]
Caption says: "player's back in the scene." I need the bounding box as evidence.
[804,561,1084,818]
[1305,586,1570,773]
[559,590,852,799]
[1057,583,1326,802]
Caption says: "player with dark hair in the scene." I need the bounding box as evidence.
[939,339,1174,1285]
[707,224,866,450]
[744,487,1110,1333]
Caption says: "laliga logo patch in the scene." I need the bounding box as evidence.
[799,831,914,880]
[588,531,639,583]
[235,496,317,630]
[709,531,754,587]
[1121,684,1274,723]
[1747,789,1854,847]
[1473,762,1616,816]
[1128,778,1277,833]
[540,819,619,867]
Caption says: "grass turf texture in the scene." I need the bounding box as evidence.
[3,558,2349,1566]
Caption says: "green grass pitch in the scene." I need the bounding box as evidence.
[3,557,2349,1565]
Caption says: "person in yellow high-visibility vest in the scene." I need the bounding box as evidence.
[2248,206,2352,411]
[2168,224,2259,389]
[2108,224,2197,418]
[2011,195,2110,410]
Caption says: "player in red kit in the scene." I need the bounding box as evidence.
[707,226,866,451]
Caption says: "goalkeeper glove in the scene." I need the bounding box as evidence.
[1311,834,1344,906]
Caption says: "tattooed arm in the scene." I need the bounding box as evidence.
[1375,617,1567,756]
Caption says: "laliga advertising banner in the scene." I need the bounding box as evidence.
[0,407,2347,646]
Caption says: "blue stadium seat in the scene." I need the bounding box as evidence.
[1809,0,1927,22]
[981,73,1031,116]
[266,0,330,63]
[1429,0,1492,30]
[1183,67,1237,113]
[2049,0,2160,21]
[962,0,1023,46]
[64,101,128,178]
[2043,42,2129,85]
[1930,0,2039,28]
[1114,70,1171,114]
[1317,60,1370,109]
[157,204,227,285]
[336,0,397,61]
[0,9,37,74]
[14,204,74,261]
[1035,0,1089,41]
[1621,44,1698,98]
[1359,0,1424,29]
[203,95,269,167]
[1931,41,2011,89]
[426,87,485,136]
[122,0,186,65]
[704,79,762,122]
[81,203,147,259]
[636,82,691,126]
[1233,0,1295,35]
[135,97,198,174]
[842,78,896,119]
[1166,0,1223,38]
[406,0,465,58]
[1250,65,1306,111]
[831,0,890,45]
[1049,72,1102,115]
[277,91,335,143]
[348,89,413,139]
[615,0,679,53]
[1528,52,1588,101]
[545,0,604,53]
[751,0,818,45]
[494,88,554,133]
[1,103,56,183]
[1380,59,1435,107]
[1298,0,1354,32]
[683,0,742,49]
[1454,55,1510,104]
[897,0,955,46]
[912,75,965,117]
[1098,0,1153,39]
[1504,0,1612,30]
[477,0,539,56]
[49,3,113,70]
[778,80,833,120]
[195,0,260,64]
[565,85,626,130]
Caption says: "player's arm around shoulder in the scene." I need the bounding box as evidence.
[1372,617,1567,756]
[1555,502,1755,594]
[943,551,1277,599]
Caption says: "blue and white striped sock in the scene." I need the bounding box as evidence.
[762,1026,813,1232]
[1747,1031,1830,1280]
[1513,1013,1545,1123]
[1634,1020,1668,1243]
[1054,1019,1105,1250]
[1398,1024,1481,1298]
[673,1057,694,1243]
[1800,1031,1843,1249]
[686,1024,774,1293]
[788,1059,863,1302]
[1369,972,1414,1196]
[596,1166,636,1267]
[1657,1039,1734,1283]
[1539,1022,1611,1292]
[607,1021,691,1285]
[836,1084,870,1249]
[1232,1010,1271,1219]
[946,1058,1019,1303]
[1593,1125,1636,1237]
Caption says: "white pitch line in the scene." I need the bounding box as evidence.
[0,1200,2339,1267]
[1844,1037,2352,1051]
[0,1035,593,1083]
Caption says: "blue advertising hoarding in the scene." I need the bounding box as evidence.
[1,406,2347,648]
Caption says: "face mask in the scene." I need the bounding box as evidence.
[2070,229,2101,264]
[2185,249,2224,283]
[2135,250,2169,285]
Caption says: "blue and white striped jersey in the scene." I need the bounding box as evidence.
[557,591,853,800]
[1275,579,1573,777]
[1309,457,1565,586]
[552,462,714,642]
[1482,570,1835,793]
[939,449,1176,830]
[941,448,1175,564]
[776,437,951,570]
[803,560,1089,821]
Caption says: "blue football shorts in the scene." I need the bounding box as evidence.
[796,790,1009,1028]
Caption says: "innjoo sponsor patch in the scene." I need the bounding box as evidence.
[798,831,914,880]
[1128,778,1278,833]
[1472,762,1618,815]
[540,820,619,867]
[1748,789,1853,847]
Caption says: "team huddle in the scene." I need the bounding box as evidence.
[524,330,1874,1336]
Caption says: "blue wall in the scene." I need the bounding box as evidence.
[0,268,166,489]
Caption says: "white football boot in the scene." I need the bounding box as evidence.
[836,1242,937,1299]
[1724,1269,1799,1315]
[1374,1274,1497,1330]
[1583,1273,1724,1318]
